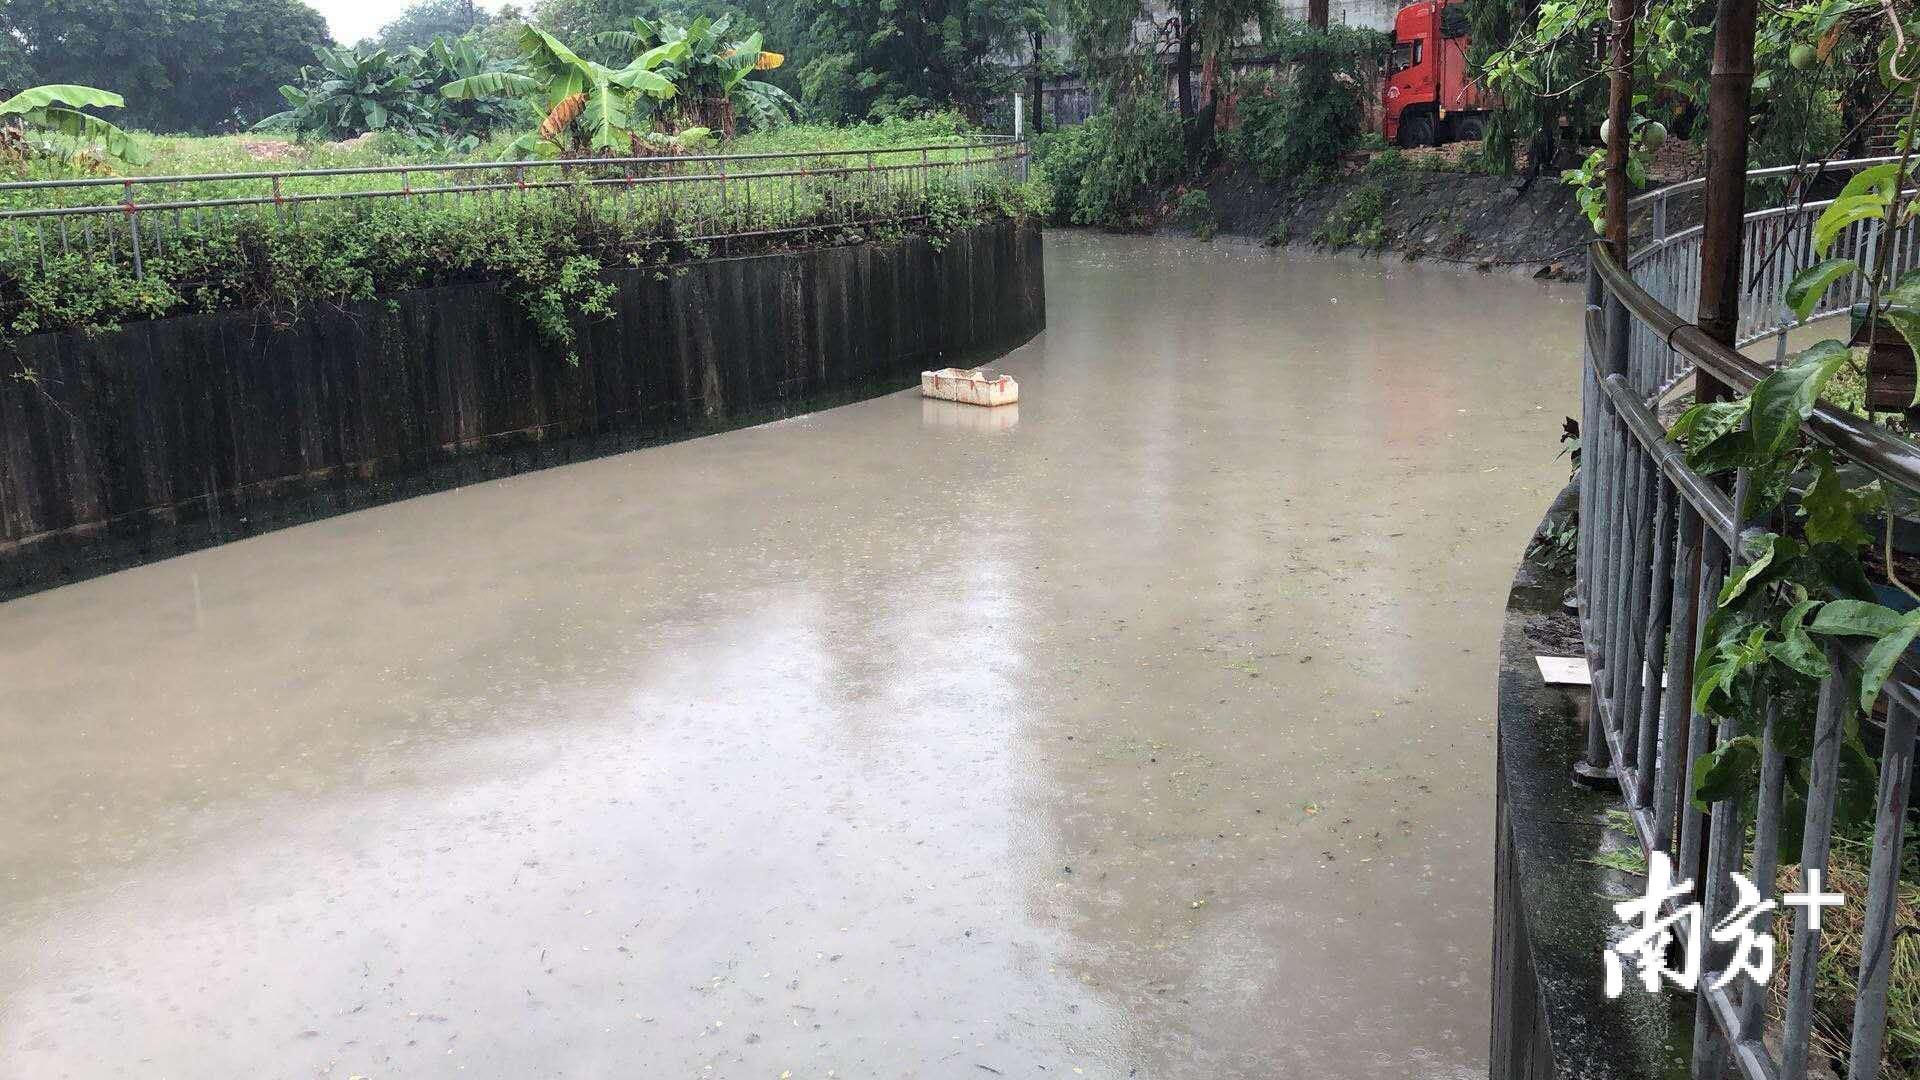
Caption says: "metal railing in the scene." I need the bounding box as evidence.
[0,136,1029,279]
[1624,156,1920,398]
[1580,165,1920,1079]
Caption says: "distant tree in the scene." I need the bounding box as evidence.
[468,4,535,57]
[375,0,493,49]
[797,0,1027,121]
[0,0,332,133]
[529,0,642,41]
[1015,0,1066,133]
[1071,0,1268,165]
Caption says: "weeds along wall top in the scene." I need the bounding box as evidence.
[0,138,1035,345]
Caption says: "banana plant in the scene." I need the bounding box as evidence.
[413,37,527,137]
[256,46,437,139]
[586,15,798,133]
[0,84,149,166]
[444,25,683,157]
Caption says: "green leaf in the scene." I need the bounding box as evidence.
[1833,162,1901,204]
[1785,258,1859,322]
[1747,340,1850,458]
[1802,453,1884,549]
[18,105,149,164]
[1858,608,1920,712]
[1669,398,1750,447]
[605,62,675,97]
[1694,624,1770,715]
[1692,734,1762,810]
[1770,598,1831,678]
[1810,597,1909,637]
[1815,194,1892,256]
[0,83,125,115]
[440,72,540,100]
[1743,449,1802,518]
[1720,533,1784,606]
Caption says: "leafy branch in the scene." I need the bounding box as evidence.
[1669,30,1920,829]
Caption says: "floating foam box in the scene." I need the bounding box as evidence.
[921,367,1018,407]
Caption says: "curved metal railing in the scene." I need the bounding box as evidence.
[1579,166,1920,1080]
[1624,156,1920,398]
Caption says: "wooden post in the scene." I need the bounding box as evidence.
[1601,0,1636,383]
[1603,0,1634,261]
[1694,0,1759,402]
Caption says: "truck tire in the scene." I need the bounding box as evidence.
[1397,113,1435,148]
[1453,114,1486,142]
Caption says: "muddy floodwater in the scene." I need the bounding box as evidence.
[0,232,1581,1078]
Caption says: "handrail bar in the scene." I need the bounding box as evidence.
[0,147,1028,221]
[1588,239,1920,492]
[0,137,1019,193]
[1625,154,1904,211]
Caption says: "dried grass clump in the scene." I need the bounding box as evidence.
[1769,843,1920,1079]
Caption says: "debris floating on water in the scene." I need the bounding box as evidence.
[921,367,1018,407]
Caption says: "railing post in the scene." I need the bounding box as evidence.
[1577,245,1621,788]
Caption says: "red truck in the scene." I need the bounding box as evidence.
[1382,0,1494,147]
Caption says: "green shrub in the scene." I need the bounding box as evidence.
[1263,219,1292,246]
[1312,183,1388,249]
[1362,147,1407,177]
[1173,189,1217,240]
[1225,23,1386,187]
[1031,93,1182,228]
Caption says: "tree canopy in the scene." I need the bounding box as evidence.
[797,0,1036,121]
[0,0,333,133]
[373,0,496,49]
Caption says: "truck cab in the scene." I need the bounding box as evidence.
[1383,0,1492,147]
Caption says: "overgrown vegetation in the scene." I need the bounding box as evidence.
[1473,0,1887,227]
[1311,183,1387,249]
[1224,22,1388,188]
[1172,189,1216,240]
[1029,68,1182,228]
[0,123,1043,357]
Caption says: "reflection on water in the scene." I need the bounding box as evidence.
[921,397,1020,430]
[0,231,1581,1078]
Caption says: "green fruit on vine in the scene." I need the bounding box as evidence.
[1790,43,1815,70]
[1640,121,1667,150]
[1600,118,1611,146]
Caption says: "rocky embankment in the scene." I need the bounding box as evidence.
[1159,141,1679,279]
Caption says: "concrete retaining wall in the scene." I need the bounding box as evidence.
[1489,496,1695,1079]
[0,218,1045,598]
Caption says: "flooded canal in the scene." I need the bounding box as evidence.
[0,232,1581,1078]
